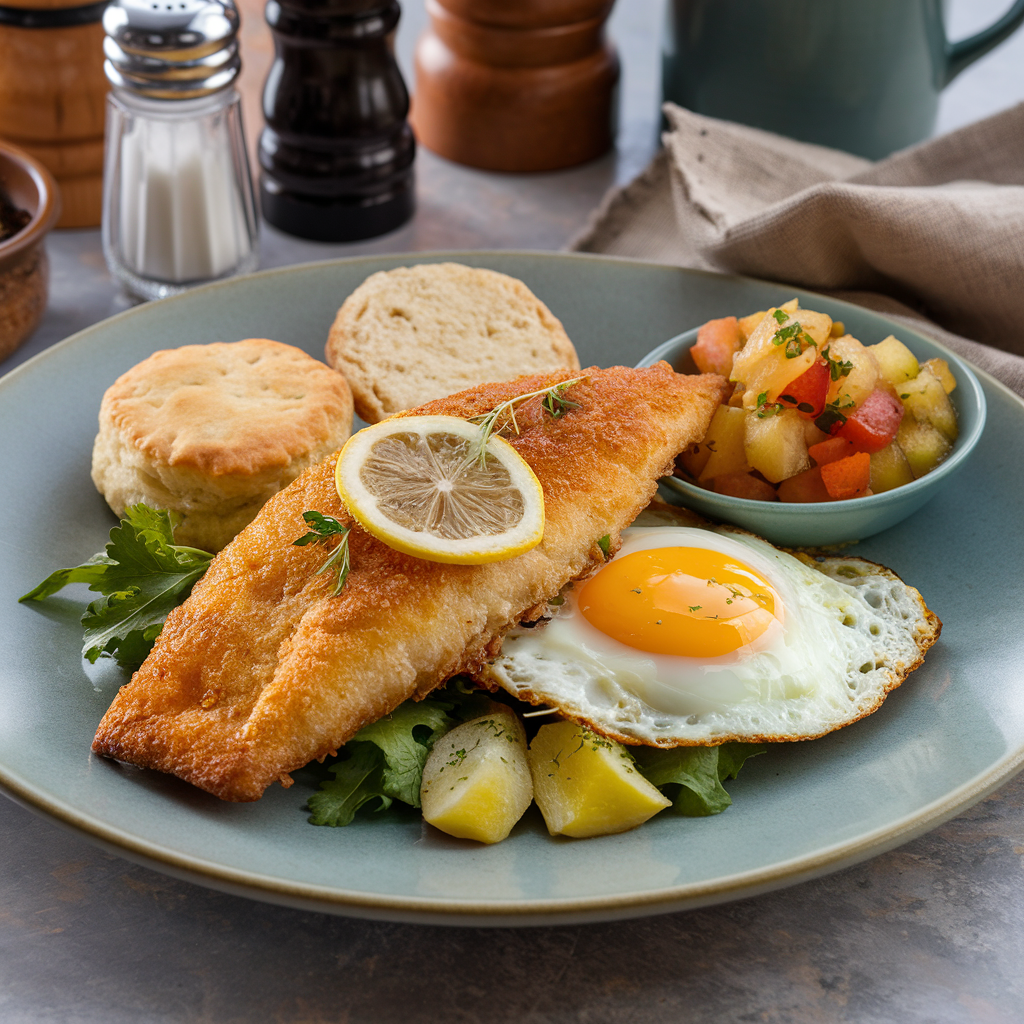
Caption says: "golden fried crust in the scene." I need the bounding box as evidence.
[92,364,730,801]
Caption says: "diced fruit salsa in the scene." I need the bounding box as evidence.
[680,300,959,502]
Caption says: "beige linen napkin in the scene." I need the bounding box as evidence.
[573,103,1024,398]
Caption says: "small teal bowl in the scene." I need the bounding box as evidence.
[638,327,987,547]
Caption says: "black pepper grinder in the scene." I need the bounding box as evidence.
[258,0,415,242]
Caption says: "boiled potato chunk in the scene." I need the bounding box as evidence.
[869,441,915,493]
[921,357,957,394]
[825,336,880,409]
[900,366,958,442]
[744,409,811,484]
[528,721,670,838]
[697,405,750,482]
[897,418,953,478]
[421,706,533,844]
[869,335,919,388]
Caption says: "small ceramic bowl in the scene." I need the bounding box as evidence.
[638,325,987,547]
[0,140,60,362]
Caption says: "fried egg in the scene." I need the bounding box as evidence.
[485,509,940,746]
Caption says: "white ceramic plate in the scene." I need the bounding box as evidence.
[2,252,1023,927]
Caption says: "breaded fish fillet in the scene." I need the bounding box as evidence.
[93,364,730,801]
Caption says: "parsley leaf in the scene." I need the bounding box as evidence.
[19,504,212,670]
[633,743,765,816]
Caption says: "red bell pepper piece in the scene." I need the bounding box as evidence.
[836,389,904,453]
[778,358,829,418]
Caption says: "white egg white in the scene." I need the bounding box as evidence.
[485,520,940,746]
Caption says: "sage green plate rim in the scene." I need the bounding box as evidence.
[2,250,1023,928]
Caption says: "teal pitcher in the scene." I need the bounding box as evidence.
[662,0,1024,158]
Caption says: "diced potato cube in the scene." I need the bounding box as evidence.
[779,297,799,315]
[803,419,830,448]
[896,418,953,478]
[899,367,958,442]
[869,441,916,493]
[737,310,767,341]
[528,721,670,838]
[697,405,750,482]
[677,442,711,479]
[744,409,811,484]
[921,357,957,394]
[825,336,880,409]
[421,707,533,844]
[869,335,919,388]
[732,307,831,405]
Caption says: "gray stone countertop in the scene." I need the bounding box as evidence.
[2,2,1023,1021]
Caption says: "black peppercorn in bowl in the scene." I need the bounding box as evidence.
[0,140,60,361]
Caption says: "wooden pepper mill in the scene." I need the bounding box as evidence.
[0,0,108,227]
[412,0,619,172]
[259,0,415,242]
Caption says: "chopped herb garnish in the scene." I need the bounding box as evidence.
[597,534,611,559]
[689,605,702,612]
[772,308,789,324]
[294,511,351,596]
[823,346,854,382]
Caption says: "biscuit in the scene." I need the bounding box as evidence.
[325,262,580,423]
[91,339,354,552]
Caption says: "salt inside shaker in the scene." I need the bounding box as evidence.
[101,0,258,301]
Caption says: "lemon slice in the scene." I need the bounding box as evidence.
[336,415,544,564]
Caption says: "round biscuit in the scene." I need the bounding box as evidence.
[91,339,354,551]
[324,262,580,423]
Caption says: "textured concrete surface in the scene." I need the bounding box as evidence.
[2,1,1024,1020]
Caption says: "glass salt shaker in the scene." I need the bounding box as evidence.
[101,0,258,302]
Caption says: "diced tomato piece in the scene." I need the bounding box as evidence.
[836,389,904,453]
[808,436,857,466]
[777,358,829,418]
[712,472,778,501]
[777,466,831,503]
[820,452,871,500]
[691,317,744,377]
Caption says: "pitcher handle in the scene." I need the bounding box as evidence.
[944,0,1024,85]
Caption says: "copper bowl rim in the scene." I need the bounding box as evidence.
[0,139,61,262]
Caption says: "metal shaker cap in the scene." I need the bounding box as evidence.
[103,0,240,100]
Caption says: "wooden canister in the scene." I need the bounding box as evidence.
[0,0,108,227]
[412,0,619,173]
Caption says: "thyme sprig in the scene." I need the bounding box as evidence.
[294,511,351,596]
[465,376,584,467]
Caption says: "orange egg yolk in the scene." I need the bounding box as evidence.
[578,546,781,659]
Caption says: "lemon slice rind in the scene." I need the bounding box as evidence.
[336,415,545,565]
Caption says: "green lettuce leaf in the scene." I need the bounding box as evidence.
[306,680,505,826]
[633,743,765,816]
[19,504,213,670]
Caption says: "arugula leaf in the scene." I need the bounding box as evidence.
[306,679,503,826]
[633,743,765,816]
[19,504,212,671]
[307,745,392,827]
